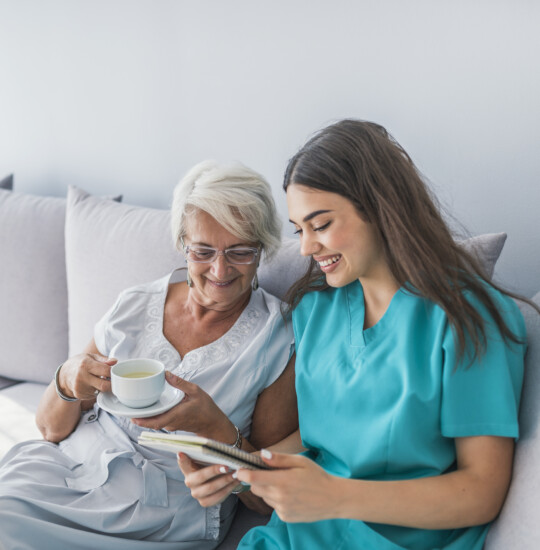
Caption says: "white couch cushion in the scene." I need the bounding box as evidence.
[0,189,69,383]
[485,292,540,549]
[0,382,47,459]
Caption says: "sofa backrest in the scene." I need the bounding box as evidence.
[485,291,540,549]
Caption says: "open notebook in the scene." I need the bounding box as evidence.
[138,432,272,471]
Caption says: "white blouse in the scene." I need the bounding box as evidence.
[94,268,294,440]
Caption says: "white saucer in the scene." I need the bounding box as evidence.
[97,385,185,418]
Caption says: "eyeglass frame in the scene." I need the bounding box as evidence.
[180,237,261,265]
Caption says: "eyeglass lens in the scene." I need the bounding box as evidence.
[186,246,258,264]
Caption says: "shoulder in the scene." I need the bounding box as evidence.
[117,275,167,300]
[249,288,294,341]
[401,280,525,333]
[250,287,285,318]
[291,286,344,339]
[462,281,527,339]
[107,273,171,318]
[296,285,342,310]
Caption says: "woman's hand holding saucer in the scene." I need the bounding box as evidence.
[59,353,115,400]
[132,371,236,442]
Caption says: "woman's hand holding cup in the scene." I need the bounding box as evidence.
[58,353,115,400]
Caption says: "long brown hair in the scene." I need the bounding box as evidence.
[283,119,534,366]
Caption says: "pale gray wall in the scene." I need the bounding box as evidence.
[1,0,539,296]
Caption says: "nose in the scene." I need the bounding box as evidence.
[210,253,230,279]
[299,232,320,257]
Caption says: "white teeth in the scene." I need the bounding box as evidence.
[318,256,340,267]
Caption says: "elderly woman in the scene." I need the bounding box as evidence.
[0,161,297,549]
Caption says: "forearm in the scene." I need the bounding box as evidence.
[239,428,304,455]
[334,469,508,529]
[35,382,84,442]
[268,429,306,454]
[237,438,513,527]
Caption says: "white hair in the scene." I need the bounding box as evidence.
[171,160,282,260]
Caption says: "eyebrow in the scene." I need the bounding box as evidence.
[289,209,332,224]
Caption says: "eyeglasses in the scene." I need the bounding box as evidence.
[181,238,260,265]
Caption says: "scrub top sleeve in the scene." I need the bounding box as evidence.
[441,292,526,439]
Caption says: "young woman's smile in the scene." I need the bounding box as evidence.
[286,183,390,287]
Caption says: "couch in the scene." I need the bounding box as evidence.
[0,181,539,549]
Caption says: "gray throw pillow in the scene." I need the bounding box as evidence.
[458,232,507,279]
[0,174,13,190]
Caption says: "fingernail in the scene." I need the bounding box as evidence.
[261,449,272,459]
[232,471,238,479]
[219,466,227,474]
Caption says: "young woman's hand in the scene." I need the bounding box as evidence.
[234,451,339,523]
[132,371,238,443]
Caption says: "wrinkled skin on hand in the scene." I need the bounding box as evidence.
[59,353,115,400]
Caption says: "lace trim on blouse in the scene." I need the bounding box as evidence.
[137,281,263,381]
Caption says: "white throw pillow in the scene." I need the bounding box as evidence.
[65,186,183,356]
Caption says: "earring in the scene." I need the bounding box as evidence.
[186,270,193,287]
[252,273,259,291]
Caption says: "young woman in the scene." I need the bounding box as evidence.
[180,120,530,550]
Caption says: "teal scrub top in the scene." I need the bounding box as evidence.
[239,281,526,550]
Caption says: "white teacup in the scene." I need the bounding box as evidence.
[111,358,165,408]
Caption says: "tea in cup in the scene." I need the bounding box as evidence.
[111,358,165,408]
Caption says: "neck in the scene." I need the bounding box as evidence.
[359,270,400,329]
[185,286,252,323]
